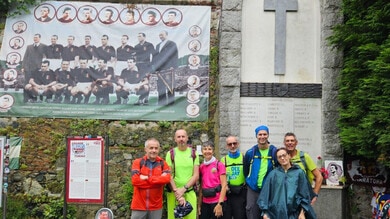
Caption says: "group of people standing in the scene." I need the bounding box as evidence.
[130,126,322,219]
[19,30,178,105]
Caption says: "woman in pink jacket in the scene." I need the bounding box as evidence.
[199,141,228,219]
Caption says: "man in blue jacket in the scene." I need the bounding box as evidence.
[243,125,277,219]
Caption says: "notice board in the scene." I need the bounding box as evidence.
[66,137,104,203]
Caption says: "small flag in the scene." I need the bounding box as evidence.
[9,137,22,169]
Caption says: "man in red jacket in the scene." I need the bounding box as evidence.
[130,138,171,219]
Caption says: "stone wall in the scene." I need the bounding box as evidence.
[1,118,213,218]
[217,0,241,155]
[9,146,137,218]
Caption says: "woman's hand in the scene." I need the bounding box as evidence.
[177,197,186,206]
[298,209,306,219]
[311,196,317,205]
[174,187,186,200]
[213,203,223,217]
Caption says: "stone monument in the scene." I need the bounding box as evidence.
[218,0,344,218]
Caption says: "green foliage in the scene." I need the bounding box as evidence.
[158,121,172,128]
[119,120,127,126]
[113,178,134,215]
[55,143,66,157]
[0,196,30,219]
[25,193,50,204]
[43,199,77,219]
[0,195,76,218]
[119,178,134,204]
[206,46,219,135]
[20,163,28,169]
[162,143,171,151]
[209,46,219,78]
[191,122,203,130]
[0,0,38,18]
[69,119,108,136]
[329,0,390,167]
[0,125,18,137]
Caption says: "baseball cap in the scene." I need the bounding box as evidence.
[174,201,193,218]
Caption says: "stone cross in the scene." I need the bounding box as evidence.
[264,0,298,75]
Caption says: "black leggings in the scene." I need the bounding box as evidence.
[199,202,229,219]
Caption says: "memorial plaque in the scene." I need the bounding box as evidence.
[240,97,321,159]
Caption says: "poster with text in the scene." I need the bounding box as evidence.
[0,1,210,121]
[66,138,104,203]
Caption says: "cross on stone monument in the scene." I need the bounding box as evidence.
[264,0,298,75]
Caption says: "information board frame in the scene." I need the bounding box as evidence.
[66,137,104,204]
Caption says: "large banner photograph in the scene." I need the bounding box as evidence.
[0,2,210,121]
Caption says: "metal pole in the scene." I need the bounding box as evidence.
[104,135,109,208]
[3,136,10,219]
[2,195,6,219]
[63,137,69,219]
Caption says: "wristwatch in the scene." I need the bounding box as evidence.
[184,185,189,190]
[218,202,223,205]
[313,193,319,197]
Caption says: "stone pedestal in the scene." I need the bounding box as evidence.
[313,185,346,219]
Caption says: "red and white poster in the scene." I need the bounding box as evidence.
[66,138,104,203]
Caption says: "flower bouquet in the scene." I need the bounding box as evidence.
[320,167,329,179]
[317,156,328,184]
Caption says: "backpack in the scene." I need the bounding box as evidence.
[223,154,244,168]
[245,144,277,192]
[169,147,197,177]
[294,151,313,185]
[168,147,198,192]
[223,153,245,188]
[299,151,309,172]
[249,145,277,167]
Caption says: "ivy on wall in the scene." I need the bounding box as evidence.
[0,0,37,18]
[329,0,390,168]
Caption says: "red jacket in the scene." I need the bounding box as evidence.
[130,155,171,210]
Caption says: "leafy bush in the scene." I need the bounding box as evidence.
[43,198,76,219]
[116,178,134,205]
[0,196,29,219]
[329,0,390,167]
